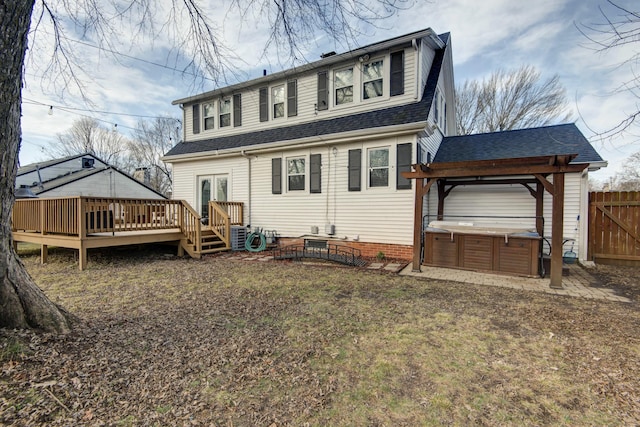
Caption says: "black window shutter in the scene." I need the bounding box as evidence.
[259,87,268,122]
[272,158,282,194]
[287,80,297,117]
[317,71,328,111]
[192,104,200,134]
[348,149,361,192]
[233,94,242,127]
[390,51,405,96]
[310,154,321,193]
[396,143,412,190]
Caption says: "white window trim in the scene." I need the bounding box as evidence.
[272,84,285,119]
[219,98,231,128]
[334,66,355,107]
[286,156,306,192]
[362,58,385,102]
[367,146,391,189]
[203,102,216,131]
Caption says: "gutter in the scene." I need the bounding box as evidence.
[162,121,429,163]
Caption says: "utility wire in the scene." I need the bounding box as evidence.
[63,36,215,82]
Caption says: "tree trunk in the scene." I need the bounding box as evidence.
[0,0,70,333]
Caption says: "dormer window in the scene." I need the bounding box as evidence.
[219,98,231,127]
[203,102,215,130]
[272,85,285,119]
[363,59,383,100]
[335,67,354,105]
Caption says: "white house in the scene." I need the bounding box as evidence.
[163,28,605,267]
[16,153,166,199]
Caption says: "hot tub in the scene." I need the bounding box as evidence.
[423,221,541,277]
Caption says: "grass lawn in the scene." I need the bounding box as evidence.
[1,245,639,426]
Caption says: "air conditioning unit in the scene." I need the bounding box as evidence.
[231,226,247,251]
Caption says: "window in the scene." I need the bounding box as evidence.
[287,80,297,117]
[368,147,389,187]
[219,98,231,127]
[287,157,305,191]
[335,68,353,105]
[363,59,383,100]
[192,104,200,134]
[203,102,215,130]
[390,51,404,96]
[272,84,285,119]
[233,94,242,127]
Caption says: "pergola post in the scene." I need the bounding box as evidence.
[550,172,565,288]
[412,178,425,272]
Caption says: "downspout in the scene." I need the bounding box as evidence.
[412,38,420,100]
[241,150,252,227]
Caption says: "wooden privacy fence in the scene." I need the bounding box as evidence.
[588,191,640,266]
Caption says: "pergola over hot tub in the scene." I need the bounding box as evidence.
[402,154,589,288]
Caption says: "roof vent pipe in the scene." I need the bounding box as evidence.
[263,69,267,76]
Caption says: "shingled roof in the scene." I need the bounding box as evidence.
[435,123,604,165]
[164,34,450,158]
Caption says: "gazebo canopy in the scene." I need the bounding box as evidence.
[402,154,589,288]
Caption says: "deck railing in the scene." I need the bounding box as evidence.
[179,200,202,252]
[14,197,189,235]
[13,196,245,256]
[207,201,244,248]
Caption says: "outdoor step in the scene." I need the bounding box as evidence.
[202,241,226,249]
[199,247,230,255]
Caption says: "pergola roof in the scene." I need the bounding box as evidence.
[435,123,604,165]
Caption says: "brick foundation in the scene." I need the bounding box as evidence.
[276,237,413,261]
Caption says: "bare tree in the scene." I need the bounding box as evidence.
[610,151,640,190]
[578,1,640,140]
[129,117,180,196]
[455,65,571,135]
[1,0,413,332]
[52,118,132,170]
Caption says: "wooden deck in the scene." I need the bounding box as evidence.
[12,197,244,270]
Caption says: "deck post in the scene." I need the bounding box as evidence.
[41,244,48,265]
[550,172,565,288]
[79,246,87,271]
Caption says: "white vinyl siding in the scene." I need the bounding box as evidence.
[171,156,250,225]
[251,136,417,245]
[425,173,585,258]
[37,169,163,199]
[181,46,418,142]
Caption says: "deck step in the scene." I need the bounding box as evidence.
[200,247,230,255]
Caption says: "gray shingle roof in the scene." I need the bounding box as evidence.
[17,153,91,176]
[435,124,604,164]
[164,34,450,158]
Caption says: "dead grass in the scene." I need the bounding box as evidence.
[1,245,639,426]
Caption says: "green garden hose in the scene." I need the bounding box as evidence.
[245,232,266,252]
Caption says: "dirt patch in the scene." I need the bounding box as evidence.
[1,246,639,425]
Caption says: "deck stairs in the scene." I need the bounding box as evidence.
[180,228,229,258]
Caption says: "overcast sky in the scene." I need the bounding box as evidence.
[20,0,638,183]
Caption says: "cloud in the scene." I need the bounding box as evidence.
[18,0,640,181]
